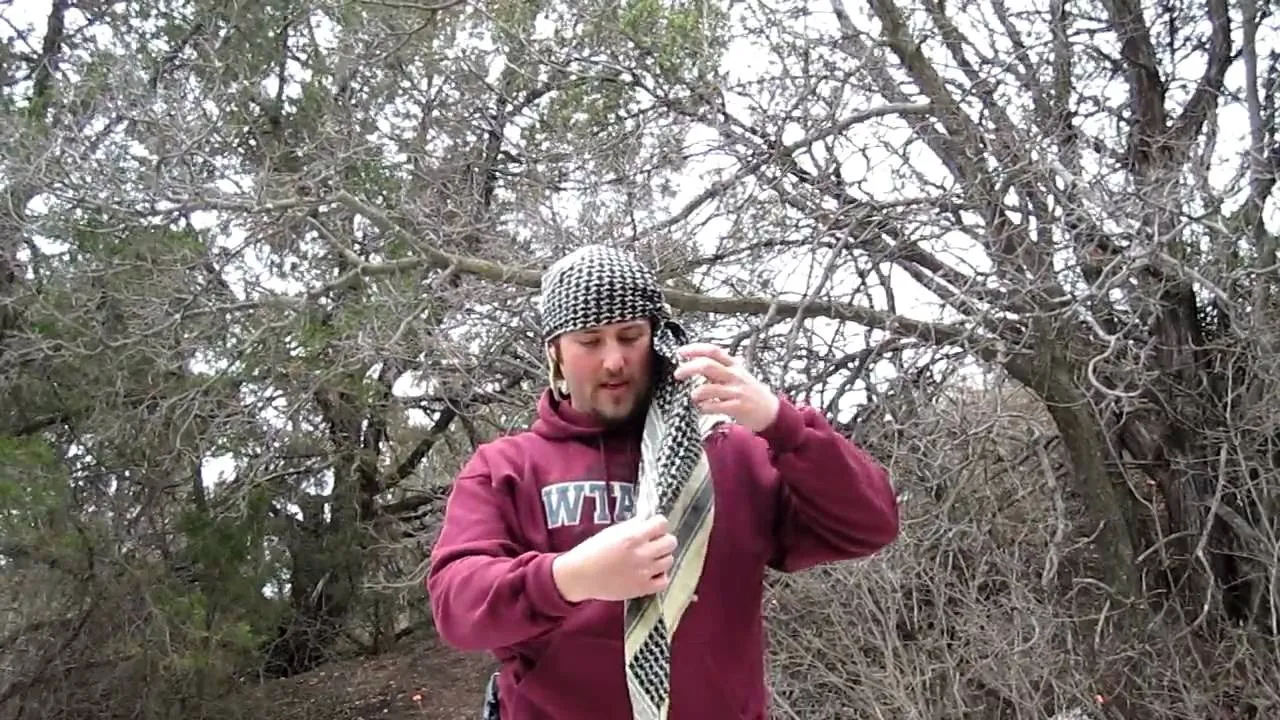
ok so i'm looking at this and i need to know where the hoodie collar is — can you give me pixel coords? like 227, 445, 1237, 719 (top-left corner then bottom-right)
531, 389, 646, 442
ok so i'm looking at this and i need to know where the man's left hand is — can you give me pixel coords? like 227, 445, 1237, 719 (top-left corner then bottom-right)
673, 343, 780, 433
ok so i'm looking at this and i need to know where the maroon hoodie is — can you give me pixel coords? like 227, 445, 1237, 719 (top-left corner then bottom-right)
426, 389, 898, 719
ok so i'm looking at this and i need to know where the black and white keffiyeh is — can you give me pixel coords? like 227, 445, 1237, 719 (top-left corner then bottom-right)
541, 244, 726, 720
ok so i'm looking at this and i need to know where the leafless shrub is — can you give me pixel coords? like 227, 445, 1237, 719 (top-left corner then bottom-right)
765, 372, 1280, 719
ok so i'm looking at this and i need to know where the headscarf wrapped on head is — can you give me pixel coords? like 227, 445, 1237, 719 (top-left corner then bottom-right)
540, 244, 690, 397
537, 244, 727, 720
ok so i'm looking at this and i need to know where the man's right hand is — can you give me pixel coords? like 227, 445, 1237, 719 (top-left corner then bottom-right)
552, 514, 678, 603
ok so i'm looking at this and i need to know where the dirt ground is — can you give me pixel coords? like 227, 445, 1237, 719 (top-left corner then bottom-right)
225, 631, 496, 720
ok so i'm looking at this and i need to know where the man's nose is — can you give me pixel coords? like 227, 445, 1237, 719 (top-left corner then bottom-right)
601, 345, 626, 372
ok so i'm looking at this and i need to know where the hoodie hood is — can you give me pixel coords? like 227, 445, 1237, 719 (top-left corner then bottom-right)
531, 388, 643, 491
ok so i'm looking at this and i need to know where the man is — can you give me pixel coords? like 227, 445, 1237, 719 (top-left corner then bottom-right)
426, 245, 899, 719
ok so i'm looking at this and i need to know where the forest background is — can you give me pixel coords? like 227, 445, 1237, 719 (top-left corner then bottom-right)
1, 0, 1278, 718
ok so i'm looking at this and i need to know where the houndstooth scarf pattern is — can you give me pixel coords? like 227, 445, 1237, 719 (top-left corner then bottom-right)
541, 245, 727, 720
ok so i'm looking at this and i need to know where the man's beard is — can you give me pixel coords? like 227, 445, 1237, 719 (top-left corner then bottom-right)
593, 382, 653, 428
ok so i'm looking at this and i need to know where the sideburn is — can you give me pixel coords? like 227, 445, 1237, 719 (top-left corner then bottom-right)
546, 341, 568, 400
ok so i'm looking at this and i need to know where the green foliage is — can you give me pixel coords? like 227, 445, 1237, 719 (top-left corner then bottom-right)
146, 580, 279, 696
157, 486, 284, 688
0, 433, 60, 479
177, 485, 274, 592
0, 435, 66, 539
616, 0, 727, 82
508, 0, 730, 192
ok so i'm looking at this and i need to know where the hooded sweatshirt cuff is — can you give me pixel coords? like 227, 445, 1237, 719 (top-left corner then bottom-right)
756, 394, 806, 454
527, 552, 582, 617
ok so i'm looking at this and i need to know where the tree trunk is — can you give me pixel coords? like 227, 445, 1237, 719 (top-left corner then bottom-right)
1007, 350, 1144, 612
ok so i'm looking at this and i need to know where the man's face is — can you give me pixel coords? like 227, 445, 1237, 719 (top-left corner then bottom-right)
553, 318, 654, 424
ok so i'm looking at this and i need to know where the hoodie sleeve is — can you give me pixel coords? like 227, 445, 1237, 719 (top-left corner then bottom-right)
426, 448, 579, 652
755, 395, 900, 572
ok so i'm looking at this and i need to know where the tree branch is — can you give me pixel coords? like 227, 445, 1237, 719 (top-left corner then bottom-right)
332, 191, 1009, 361
385, 404, 458, 489
1169, 0, 1232, 150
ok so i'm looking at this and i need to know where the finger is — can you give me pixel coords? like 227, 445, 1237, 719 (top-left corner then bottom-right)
645, 545, 675, 568
695, 396, 744, 415
647, 553, 675, 576
677, 343, 738, 366
690, 382, 743, 404
648, 572, 671, 593
638, 514, 670, 539
673, 356, 739, 384
640, 533, 677, 559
